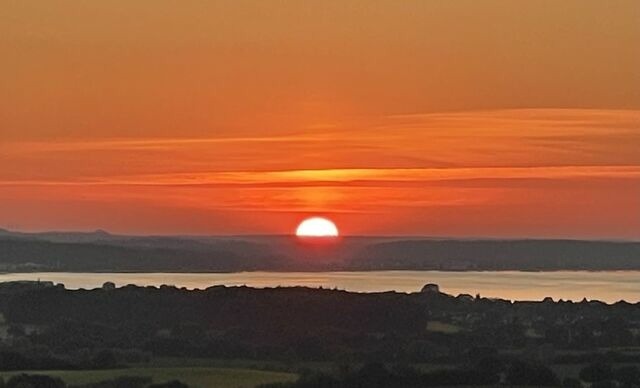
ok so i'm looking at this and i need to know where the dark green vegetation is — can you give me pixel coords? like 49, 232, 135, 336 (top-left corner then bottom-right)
2, 228, 640, 271
2, 282, 640, 386
261, 362, 640, 388
0, 374, 187, 388
0, 367, 295, 388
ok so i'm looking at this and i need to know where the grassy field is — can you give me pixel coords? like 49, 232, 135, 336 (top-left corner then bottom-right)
426, 320, 462, 334
0, 366, 297, 388
142, 357, 335, 374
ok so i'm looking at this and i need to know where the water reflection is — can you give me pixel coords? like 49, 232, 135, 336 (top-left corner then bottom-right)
0, 271, 638, 303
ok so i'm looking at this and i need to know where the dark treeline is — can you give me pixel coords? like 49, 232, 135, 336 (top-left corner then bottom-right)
2, 282, 640, 386
1, 282, 640, 366
0, 374, 188, 388
261, 361, 640, 388
260, 361, 556, 388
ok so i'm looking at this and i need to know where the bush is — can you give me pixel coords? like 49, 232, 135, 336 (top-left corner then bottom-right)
615, 365, 640, 386
90, 350, 118, 369
506, 360, 560, 387
562, 377, 581, 388
6, 374, 66, 388
579, 363, 614, 383
75, 376, 151, 388
148, 381, 190, 388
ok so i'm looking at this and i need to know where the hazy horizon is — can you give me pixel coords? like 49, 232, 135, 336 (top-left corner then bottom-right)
3, 226, 639, 242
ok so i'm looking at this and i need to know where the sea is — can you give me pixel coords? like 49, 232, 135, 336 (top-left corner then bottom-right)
1, 270, 639, 303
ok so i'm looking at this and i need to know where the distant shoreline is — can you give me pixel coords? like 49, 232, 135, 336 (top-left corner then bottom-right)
1, 270, 639, 303
4, 268, 640, 274
3, 230, 640, 272
4, 268, 640, 275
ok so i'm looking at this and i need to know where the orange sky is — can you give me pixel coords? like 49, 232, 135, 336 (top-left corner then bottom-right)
1, 1, 639, 237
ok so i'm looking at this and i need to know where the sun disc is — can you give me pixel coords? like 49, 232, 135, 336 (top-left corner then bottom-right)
296, 217, 339, 237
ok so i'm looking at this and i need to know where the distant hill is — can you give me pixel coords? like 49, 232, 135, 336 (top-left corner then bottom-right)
0, 229, 639, 272
0, 228, 114, 243
350, 239, 640, 271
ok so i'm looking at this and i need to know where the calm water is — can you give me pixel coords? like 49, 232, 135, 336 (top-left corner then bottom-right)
1, 271, 639, 303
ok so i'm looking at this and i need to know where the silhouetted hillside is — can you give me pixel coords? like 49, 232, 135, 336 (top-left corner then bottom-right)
0, 229, 639, 272
0, 238, 286, 272
1, 281, 640, 370
351, 239, 640, 271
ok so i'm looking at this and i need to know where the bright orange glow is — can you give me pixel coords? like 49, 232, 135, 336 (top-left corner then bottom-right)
296, 217, 339, 237
1, 2, 639, 238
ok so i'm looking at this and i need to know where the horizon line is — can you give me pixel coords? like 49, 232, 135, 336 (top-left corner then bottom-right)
1, 227, 638, 243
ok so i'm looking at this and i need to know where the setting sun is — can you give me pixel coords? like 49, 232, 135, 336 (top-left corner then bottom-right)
296, 217, 339, 237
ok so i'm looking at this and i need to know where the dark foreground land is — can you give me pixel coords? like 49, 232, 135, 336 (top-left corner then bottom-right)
1, 282, 640, 387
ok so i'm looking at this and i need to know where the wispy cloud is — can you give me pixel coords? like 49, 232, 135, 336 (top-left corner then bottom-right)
2, 166, 639, 187
3, 109, 639, 181
1, 109, 639, 236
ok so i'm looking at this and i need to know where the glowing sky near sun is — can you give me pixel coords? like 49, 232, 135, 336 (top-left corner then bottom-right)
1, 1, 639, 237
